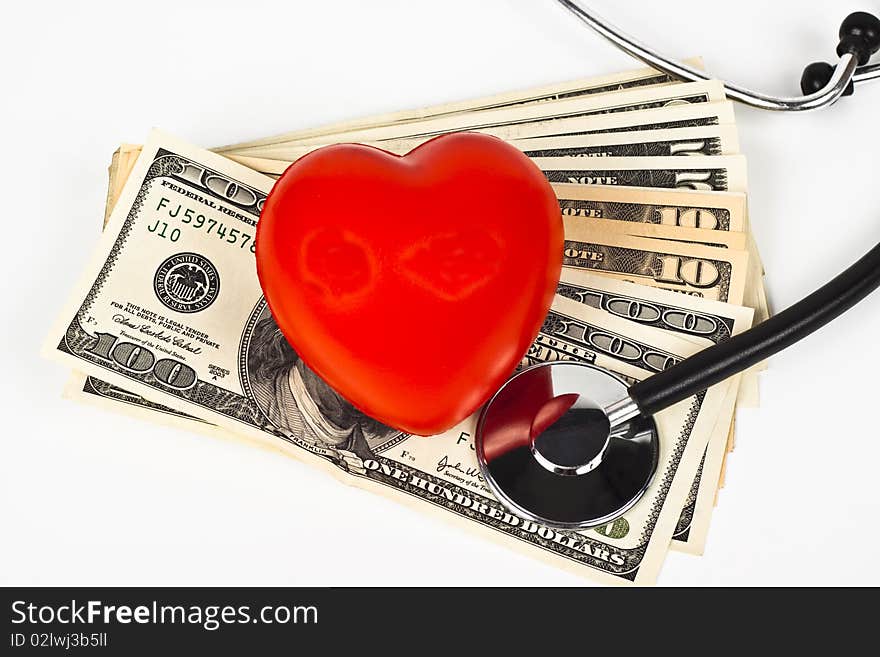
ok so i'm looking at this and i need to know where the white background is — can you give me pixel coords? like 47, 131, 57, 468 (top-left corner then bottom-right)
3, 0, 879, 587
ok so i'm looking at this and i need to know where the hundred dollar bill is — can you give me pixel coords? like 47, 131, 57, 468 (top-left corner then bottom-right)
550, 183, 747, 232
46, 131, 731, 584
533, 155, 747, 192
228, 101, 737, 163
229, 80, 726, 154
64, 278, 743, 556
217, 60, 702, 152
557, 270, 753, 554
77, 293, 726, 583
82, 151, 213, 429
64, 371, 227, 437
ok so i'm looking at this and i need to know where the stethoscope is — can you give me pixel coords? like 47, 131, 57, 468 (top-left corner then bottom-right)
474, 3, 880, 529
554, 1, 880, 111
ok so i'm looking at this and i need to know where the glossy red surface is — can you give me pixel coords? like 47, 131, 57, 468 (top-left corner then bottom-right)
256, 133, 562, 435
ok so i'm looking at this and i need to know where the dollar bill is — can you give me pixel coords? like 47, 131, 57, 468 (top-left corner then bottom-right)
569, 216, 747, 251
229, 124, 738, 166
75, 140, 201, 423
551, 183, 747, 232
46, 130, 733, 584
229, 80, 726, 154
96, 143, 758, 409
534, 155, 747, 192
168, 151, 758, 316
109, 105, 739, 188
104, 144, 141, 226
556, 270, 753, 553
65, 268, 743, 555
103, 150, 122, 224
216, 60, 702, 152
512, 101, 735, 139
560, 226, 750, 304
67, 268, 749, 558
511, 125, 739, 157
227, 101, 737, 163
97, 140, 761, 391
223, 152, 749, 193
64, 372, 220, 435
552, 183, 761, 308
72, 134, 750, 557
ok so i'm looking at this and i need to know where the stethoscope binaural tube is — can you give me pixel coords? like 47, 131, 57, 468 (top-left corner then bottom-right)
553, 0, 880, 112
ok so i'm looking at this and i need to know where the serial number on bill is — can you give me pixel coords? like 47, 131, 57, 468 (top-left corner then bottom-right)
9, 632, 109, 649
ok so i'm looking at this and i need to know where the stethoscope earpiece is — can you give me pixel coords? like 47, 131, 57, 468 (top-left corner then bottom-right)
836, 11, 880, 65
801, 12, 880, 97
801, 63, 853, 98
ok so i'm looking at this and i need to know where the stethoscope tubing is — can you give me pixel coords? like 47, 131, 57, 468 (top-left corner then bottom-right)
627, 241, 880, 416
554, 0, 875, 111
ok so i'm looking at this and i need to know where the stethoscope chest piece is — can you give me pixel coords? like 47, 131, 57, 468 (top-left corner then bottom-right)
476, 361, 659, 529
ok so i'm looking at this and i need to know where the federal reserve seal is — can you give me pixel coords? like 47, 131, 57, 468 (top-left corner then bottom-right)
153, 252, 220, 313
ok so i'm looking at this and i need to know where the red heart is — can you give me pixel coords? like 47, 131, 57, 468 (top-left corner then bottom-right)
256, 133, 562, 435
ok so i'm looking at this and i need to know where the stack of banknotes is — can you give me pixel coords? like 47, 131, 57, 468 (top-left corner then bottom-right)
44, 62, 768, 585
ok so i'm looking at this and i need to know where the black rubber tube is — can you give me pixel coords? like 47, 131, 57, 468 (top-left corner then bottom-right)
628, 241, 880, 416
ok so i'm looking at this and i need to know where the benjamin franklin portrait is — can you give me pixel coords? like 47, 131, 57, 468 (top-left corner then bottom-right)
246, 309, 401, 470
